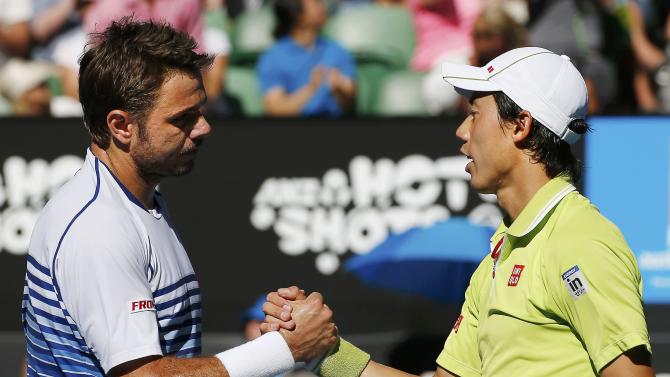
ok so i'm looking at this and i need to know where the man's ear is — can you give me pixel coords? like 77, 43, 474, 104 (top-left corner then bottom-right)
106, 110, 134, 146
511, 110, 533, 143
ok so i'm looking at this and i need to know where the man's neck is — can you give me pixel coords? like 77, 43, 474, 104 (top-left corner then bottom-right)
290, 27, 318, 48
495, 163, 552, 223
91, 143, 157, 209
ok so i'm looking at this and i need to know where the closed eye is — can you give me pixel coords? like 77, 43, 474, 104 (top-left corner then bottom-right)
169, 110, 201, 129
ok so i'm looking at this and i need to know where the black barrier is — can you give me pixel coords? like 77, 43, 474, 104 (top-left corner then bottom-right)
160, 117, 500, 334
2, 117, 669, 372
0, 117, 493, 335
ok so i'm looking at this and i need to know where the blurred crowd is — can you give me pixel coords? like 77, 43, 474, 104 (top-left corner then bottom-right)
0, 0, 669, 117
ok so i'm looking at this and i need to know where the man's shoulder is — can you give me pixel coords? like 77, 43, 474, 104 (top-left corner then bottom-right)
34, 165, 140, 250
260, 38, 295, 61
552, 192, 624, 242
544, 191, 636, 267
319, 38, 351, 55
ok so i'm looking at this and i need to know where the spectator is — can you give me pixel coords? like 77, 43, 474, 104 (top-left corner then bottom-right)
202, 0, 232, 117
30, 0, 90, 116
470, 5, 527, 67
0, 0, 31, 60
42, 0, 207, 115
30, 0, 81, 60
0, 0, 54, 116
0, 59, 53, 116
627, 0, 670, 113
527, 0, 618, 113
257, 0, 356, 117
408, 0, 482, 115
83, 0, 204, 49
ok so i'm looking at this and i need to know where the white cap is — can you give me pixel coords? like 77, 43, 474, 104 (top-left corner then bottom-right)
442, 47, 588, 144
0, 59, 53, 101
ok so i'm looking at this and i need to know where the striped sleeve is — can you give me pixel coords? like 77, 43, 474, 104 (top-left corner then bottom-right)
55, 211, 163, 373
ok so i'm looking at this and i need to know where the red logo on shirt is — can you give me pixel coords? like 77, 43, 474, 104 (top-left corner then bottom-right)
491, 237, 504, 260
508, 265, 525, 287
453, 314, 464, 333
129, 299, 155, 314
487, 65, 494, 73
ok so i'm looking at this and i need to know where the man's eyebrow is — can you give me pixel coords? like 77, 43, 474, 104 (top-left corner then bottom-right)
167, 97, 207, 119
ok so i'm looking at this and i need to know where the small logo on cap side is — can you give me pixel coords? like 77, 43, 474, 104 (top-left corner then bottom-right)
487, 66, 494, 73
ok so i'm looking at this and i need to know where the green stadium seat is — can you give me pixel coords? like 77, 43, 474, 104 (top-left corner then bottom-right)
224, 66, 264, 116
356, 63, 393, 115
372, 70, 429, 116
324, 5, 415, 69
0, 95, 12, 116
230, 8, 276, 66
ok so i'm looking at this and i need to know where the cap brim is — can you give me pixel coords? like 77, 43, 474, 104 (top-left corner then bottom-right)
441, 62, 500, 98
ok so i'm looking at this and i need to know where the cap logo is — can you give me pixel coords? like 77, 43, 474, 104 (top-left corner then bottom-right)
487, 65, 494, 73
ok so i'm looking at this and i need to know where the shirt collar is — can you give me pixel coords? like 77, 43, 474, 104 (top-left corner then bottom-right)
492, 175, 576, 240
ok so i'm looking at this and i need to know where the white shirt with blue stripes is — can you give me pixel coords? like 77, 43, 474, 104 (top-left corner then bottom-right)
22, 149, 202, 376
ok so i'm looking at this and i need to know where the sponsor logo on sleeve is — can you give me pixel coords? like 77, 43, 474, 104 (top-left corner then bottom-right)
453, 314, 464, 333
508, 264, 525, 287
129, 299, 156, 314
562, 265, 589, 299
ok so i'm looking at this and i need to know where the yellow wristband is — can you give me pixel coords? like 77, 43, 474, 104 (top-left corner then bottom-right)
316, 338, 371, 377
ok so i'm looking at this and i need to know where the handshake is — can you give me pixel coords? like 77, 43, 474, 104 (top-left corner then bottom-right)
259, 286, 338, 363
221, 287, 428, 377
218, 286, 372, 377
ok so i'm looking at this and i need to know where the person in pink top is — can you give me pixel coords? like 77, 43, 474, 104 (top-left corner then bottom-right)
83, 0, 204, 51
408, 0, 481, 115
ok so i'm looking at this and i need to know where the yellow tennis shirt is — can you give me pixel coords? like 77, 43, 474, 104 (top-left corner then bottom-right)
437, 176, 651, 377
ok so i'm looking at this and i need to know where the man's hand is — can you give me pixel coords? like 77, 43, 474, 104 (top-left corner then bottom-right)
262, 287, 337, 362
261, 286, 306, 332
327, 68, 353, 94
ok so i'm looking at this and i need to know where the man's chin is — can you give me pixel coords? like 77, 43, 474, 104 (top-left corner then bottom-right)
468, 179, 496, 195
171, 162, 196, 177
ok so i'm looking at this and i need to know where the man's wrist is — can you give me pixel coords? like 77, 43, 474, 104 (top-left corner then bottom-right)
215, 331, 295, 377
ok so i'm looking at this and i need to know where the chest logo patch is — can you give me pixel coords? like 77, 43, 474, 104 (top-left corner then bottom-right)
508, 264, 525, 286
129, 299, 156, 314
562, 265, 589, 299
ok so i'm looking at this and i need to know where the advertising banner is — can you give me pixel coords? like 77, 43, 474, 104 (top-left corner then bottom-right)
586, 116, 670, 303
0, 117, 495, 333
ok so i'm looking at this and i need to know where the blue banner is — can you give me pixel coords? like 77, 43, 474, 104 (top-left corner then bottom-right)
586, 117, 670, 303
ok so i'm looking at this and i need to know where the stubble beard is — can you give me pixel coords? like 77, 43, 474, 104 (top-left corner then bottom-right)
132, 134, 197, 184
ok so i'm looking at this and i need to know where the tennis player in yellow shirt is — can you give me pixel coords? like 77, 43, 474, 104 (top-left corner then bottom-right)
261, 47, 654, 377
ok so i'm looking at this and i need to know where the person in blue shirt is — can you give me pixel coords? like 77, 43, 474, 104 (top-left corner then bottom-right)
257, 0, 356, 116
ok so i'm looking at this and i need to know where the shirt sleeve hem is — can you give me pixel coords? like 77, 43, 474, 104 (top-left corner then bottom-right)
103, 345, 164, 373
594, 332, 651, 372
436, 352, 480, 377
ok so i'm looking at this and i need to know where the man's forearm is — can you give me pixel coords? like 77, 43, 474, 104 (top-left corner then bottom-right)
0, 23, 30, 57
30, 0, 77, 43
360, 361, 419, 377
359, 362, 459, 377
113, 332, 295, 377
264, 84, 318, 116
112, 355, 228, 377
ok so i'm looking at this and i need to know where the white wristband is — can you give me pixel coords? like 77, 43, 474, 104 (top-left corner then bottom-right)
216, 331, 295, 377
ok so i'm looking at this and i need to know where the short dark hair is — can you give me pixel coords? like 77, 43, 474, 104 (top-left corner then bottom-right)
79, 18, 213, 148
493, 91, 590, 183
273, 0, 303, 39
